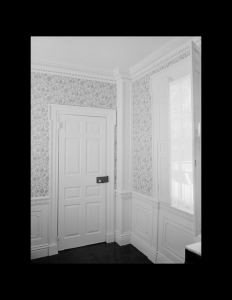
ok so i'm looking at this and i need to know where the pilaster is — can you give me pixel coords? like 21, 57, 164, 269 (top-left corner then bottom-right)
113, 68, 132, 245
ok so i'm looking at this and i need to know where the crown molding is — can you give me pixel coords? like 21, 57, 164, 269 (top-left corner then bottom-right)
130, 36, 201, 81
113, 67, 131, 82
31, 60, 116, 83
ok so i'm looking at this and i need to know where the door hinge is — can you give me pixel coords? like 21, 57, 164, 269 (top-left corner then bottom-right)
56, 236, 59, 243
158, 184, 159, 189
195, 159, 197, 166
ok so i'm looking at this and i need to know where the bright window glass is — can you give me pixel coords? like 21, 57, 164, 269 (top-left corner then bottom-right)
169, 74, 193, 212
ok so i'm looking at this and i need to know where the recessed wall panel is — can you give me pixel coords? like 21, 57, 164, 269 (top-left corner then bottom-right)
65, 138, 80, 174
136, 207, 148, 235
86, 203, 100, 233
31, 214, 40, 238
86, 139, 100, 174
64, 205, 80, 237
164, 218, 193, 259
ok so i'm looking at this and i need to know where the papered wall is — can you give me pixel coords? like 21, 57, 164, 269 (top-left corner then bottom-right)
132, 38, 201, 197
31, 72, 117, 198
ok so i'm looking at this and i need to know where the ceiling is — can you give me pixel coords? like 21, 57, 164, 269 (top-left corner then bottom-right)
31, 36, 182, 73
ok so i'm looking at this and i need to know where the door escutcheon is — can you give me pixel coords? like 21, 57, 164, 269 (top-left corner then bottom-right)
96, 176, 109, 183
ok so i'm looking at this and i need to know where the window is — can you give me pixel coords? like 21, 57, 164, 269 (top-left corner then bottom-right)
169, 74, 193, 213
151, 41, 201, 236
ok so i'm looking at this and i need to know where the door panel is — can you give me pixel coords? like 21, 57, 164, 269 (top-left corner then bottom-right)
58, 114, 106, 250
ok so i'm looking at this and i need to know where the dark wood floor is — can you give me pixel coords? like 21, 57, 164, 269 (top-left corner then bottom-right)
31, 242, 154, 264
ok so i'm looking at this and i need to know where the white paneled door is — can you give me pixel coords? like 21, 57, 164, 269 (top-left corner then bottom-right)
58, 114, 106, 251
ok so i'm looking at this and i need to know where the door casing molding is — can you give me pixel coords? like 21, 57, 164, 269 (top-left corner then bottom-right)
48, 104, 116, 255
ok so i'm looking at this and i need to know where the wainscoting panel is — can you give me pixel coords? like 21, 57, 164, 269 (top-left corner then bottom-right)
123, 198, 131, 234
157, 209, 201, 263
31, 198, 49, 259
132, 196, 153, 247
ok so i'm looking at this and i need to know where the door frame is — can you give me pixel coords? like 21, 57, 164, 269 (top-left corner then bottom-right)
48, 104, 116, 255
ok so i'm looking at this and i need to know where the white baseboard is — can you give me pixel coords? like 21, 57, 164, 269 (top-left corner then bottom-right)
106, 233, 115, 243
131, 234, 157, 264
156, 252, 172, 264
31, 244, 49, 260
49, 243, 58, 256
115, 231, 131, 246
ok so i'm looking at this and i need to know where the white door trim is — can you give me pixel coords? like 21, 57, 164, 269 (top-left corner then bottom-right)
48, 104, 116, 255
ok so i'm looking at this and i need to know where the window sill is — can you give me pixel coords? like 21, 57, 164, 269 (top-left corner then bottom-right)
171, 204, 193, 215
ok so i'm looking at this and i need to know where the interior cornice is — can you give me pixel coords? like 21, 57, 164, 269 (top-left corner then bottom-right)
31, 37, 201, 83
113, 67, 132, 82
31, 59, 116, 83
130, 36, 201, 81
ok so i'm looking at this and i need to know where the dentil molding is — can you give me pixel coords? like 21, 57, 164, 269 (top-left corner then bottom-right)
31, 60, 115, 83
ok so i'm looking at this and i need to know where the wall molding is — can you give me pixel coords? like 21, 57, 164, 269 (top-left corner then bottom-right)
31, 243, 49, 260
31, 60, 115, 83
156, 252, 172, 264
115, 230, 131, 246
159, 202, 194, 221
106, 233, 115, 243
130, 36, 201, 81
31, 196, 50, 205
162, 217, 192, 262
132, 191, 159, 208
132, 192, 193, 221
115, 190, 132, 200
113, 67, 132, 82
131, 233, 157, 264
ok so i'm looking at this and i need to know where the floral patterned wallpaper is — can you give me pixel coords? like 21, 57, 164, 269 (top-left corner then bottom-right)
132, 74, 153, 196
132, 39, 201, 196
31, 72, 117, 198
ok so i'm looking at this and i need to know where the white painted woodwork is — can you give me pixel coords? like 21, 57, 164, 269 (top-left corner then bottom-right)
113, 68, 132, 246
151, 56, 200, 216
31, 202, 49, 259
49, 104, 116, 255
58, 114, 106, 250
130, 41, 201, 263
31, 60, 115, 83
132, 197, 153, 247
114, 68, 132, 191
115, 191, 132, 245
130, 37, 201, 81
131, 191, 201, 263
190, 41, 201, 237
31, 38, 201, 262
